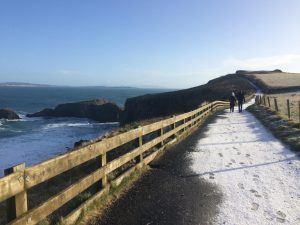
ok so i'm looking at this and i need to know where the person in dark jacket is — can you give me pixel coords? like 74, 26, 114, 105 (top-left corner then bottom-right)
236, 90, 246, 112
229, 94, 236, 113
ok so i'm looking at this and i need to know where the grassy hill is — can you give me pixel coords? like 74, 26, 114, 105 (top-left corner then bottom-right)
237, 70, 300, 93
121, 73, 256, 125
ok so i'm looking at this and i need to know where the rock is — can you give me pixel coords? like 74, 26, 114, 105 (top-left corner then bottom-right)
27, 99, 122, 122
0, 108, 20, 119
74, 139, 90, 148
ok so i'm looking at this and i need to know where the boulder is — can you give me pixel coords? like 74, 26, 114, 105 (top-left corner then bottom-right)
0, 108, 20, 119
27, 99, 122, 122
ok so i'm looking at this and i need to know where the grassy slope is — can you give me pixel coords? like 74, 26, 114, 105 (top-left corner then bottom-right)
239, 70, 300, 93
121, 74, 256, 125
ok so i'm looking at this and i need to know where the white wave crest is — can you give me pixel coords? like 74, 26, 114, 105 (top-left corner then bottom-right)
44, 122, 93, 129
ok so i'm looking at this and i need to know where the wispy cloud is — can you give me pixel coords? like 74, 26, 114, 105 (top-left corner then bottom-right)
223, 54, 300, 69
59, 70, 81, 75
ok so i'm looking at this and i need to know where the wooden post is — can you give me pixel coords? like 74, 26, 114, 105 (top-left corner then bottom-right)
101, 153, 107, 187
160, 125, 164, 146
259, 95, 262, 104
172, 115, 177, 139
267, 97, 271, 108
274, 98, 279, 112
138, 129, 143, 162
263, 96, 266, 106
287, 99, 291, 119
183, 118, 186, 132
4, 163, 27, 222
298, 101, 300, 123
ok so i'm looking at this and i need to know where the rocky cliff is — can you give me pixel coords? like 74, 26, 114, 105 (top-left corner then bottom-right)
120, 74, 256, 125
27, 99, 122, 122
0, 109, 20, 119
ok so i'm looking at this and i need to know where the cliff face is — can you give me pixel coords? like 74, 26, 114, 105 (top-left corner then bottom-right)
27, 99, 122, 122
121, 74, 256, 125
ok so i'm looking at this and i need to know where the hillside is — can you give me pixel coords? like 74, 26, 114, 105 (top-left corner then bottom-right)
120, 73, 256, 125
236, 70, 300, 93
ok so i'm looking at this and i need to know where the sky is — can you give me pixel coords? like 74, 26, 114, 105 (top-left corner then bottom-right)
0, 0, 300, 89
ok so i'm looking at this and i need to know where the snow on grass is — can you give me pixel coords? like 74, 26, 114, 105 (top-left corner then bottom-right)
189, 100, 300, 225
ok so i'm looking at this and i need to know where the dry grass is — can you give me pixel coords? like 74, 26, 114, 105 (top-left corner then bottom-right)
249, 72, 300, 88
264, 92, 300, 123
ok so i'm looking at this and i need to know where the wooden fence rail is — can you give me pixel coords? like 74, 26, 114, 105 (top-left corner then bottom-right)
0, 101, 229, 225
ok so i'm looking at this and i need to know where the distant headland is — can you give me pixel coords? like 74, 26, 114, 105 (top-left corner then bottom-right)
0, 82, 54, 87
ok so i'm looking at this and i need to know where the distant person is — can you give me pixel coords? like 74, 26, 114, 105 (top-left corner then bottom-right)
229, 93, 236, 113
232, 90, 235, 97
236, 90, 246, 112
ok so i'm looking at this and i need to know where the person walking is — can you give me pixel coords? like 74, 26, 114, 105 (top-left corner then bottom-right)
236, 90, 246, 112
229, 93, 236, 113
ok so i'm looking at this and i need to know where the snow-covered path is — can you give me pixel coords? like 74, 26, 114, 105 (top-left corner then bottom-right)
189, 101, 300, 225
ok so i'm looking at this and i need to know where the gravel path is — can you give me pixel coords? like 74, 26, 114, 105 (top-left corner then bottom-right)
189, 100, 300, 225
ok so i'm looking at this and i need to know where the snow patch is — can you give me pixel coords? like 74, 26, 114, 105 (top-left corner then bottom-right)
189, 101, 300, 225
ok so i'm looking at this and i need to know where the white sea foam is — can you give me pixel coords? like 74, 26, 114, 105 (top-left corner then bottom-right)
43, 122, 92, 129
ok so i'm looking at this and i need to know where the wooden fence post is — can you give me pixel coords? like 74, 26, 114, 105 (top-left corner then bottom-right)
173, 115, 178, 139
4, 163, 27, 222
160, 124, 164, 146
259, 95, 262, 104
287, 99, 291, 119
138, 127, 143, 163
263, 96, 266, 106
101, 152, 107, 187
267, 97, 271, 108
274, 98, 279, 112
298, 101, 300, 123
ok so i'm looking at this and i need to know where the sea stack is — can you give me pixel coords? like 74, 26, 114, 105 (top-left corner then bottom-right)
27, 99, 122, 123
0, 108, 20, 119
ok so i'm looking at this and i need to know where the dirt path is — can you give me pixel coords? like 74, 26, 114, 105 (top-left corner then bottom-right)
89, 115, 223, 225
188, 100, 300, 224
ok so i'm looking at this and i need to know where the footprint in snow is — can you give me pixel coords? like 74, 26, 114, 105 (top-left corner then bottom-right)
276, 217, 285, 223
238, 183, 244, 189
209, 173, 215, 179
246, 154, 251, 157
253, 174, 259, 178
264, 211, 274, 221
263, 192, 269, 200
231, 159, 236, 163
218, 153, 223, 157
277, 211, 286, 219
237, 152, 241, 155
251, 202, 259, 211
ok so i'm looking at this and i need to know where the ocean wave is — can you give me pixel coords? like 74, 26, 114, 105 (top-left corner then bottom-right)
44, 122, 93, 129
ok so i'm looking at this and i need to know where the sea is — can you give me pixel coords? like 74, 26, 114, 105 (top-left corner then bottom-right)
0, 86, 171, 176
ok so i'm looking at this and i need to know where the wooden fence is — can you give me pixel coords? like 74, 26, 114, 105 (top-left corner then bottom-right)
0, 101, 229, 225
256, 95, 300, 123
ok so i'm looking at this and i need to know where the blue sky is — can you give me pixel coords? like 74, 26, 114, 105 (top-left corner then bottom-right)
0, 0, 300, 88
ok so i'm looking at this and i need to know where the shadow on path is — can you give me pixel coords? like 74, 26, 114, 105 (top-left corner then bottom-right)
181, 155, 298, 178
90, 113, 224, 225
